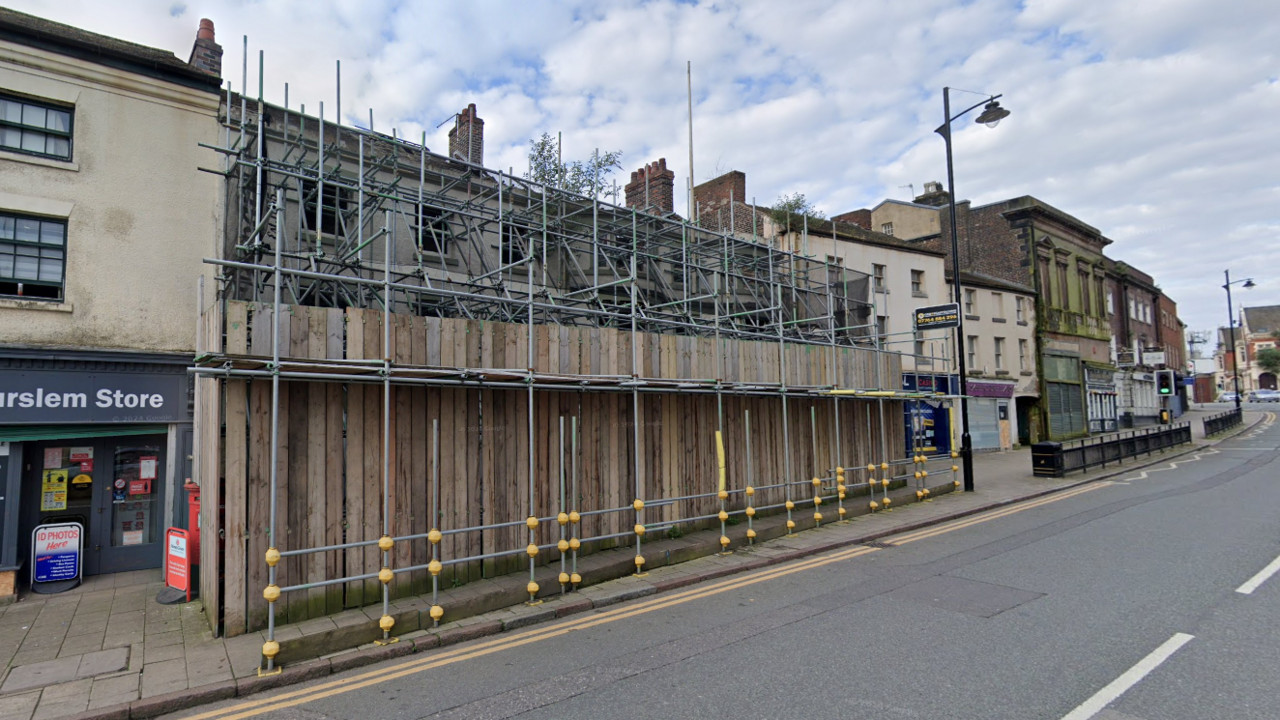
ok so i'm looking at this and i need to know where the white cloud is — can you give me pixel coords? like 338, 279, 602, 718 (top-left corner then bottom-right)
6, 0, 1278, 334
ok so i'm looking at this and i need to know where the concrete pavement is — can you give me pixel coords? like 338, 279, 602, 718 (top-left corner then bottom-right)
0, 406, 1261, 720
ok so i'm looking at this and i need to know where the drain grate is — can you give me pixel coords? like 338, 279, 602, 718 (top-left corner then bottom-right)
861, 539, 895, 548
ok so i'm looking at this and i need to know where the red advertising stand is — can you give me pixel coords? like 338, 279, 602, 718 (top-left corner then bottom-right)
164, 528, 191, 602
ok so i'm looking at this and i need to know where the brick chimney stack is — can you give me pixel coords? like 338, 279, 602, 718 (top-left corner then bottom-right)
448, 104, 484, 166
624, 158, 675, 214
187, 18, 222, 77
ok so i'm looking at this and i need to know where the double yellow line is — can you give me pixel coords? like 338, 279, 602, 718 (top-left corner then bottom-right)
194, 478, 1116, 719
189, 544, 881, 720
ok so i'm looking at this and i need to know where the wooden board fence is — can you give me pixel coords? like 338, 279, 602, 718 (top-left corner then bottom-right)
200, 301, 905, 635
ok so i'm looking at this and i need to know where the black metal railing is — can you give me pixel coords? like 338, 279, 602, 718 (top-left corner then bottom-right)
1203, 409, 1243, 436
1032, 423, 1192, 478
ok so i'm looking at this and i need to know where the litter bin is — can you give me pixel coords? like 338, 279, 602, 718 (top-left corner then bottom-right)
1031, 441, 1064, 477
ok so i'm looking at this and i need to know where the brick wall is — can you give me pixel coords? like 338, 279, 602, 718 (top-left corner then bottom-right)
935, 198, 1035, 288
448, 104, 484, 165
832, 209, 871, 228
624, 158, 675, 214
187, 18, 222, 77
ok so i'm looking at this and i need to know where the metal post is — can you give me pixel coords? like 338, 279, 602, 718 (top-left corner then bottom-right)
941, 86, 975, 492
262, 187, 284, 674
1225, 270, 1243, 413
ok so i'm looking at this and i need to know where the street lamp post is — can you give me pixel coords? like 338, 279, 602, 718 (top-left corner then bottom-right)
936, 87, 1009, 493
1223, 270, 1255, 412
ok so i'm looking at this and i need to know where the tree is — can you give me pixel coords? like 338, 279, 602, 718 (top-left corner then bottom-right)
770, 192, 825, 235
524, 133, 622, 201
1256, 347, 1280, 376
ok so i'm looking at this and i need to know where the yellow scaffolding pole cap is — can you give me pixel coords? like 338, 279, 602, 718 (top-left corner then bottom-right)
527, 581, 540, 595
837, 483, 846, 492
813, 512, 823, 522
952, 465, 959, 472
559, 572, 570, 585
379, 615, 395, 632
837, 507, 846, 516
785, 500, 795, 510
883, 497, 892, 506
378, 536, 394, 552
922, 470, 928, 478
428, 529, 443, 544
429, 605, 444, 621
265, 547, 280, 567
838, 491, 846, 500
836, 466, 845, 475
867, 464, 876, 472
569, 537, 581, 550
812, 477, 821, 487
719, 535, 731, 547
262, 640, 279, 659
745, 506, 756, 517
786, 519, 796, 529
263, 584, 280, 603
428, 559, 442, 576
557, 512, 569, 526
813, 496, 822, 506
718, 510, 729, 521
634, 555, 646, 568
746, 528, 757, 539
632, 499, 645, 511
526, 516, 539, 529
378, 567, 393, 584
718, 489, 728, 500
568, 511, 581, 524
570, 573, 582, 585
745, 486, 755, 496
880, 462, 889, 470
557, 539, 569, 553
869, 501, 880, 511
526, 543, 539, 558
634, 524, 646, 537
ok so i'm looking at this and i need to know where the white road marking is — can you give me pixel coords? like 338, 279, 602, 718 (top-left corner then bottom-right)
1236, 553, 1280, 595
1060, 633, 1195, 720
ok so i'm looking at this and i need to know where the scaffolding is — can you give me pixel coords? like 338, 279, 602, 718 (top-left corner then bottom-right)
190, 51, 958, 671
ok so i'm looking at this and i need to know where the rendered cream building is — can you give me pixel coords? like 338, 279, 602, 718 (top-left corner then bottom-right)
0, 8, 223, 598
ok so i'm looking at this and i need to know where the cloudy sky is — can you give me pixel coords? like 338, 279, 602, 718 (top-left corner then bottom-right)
11, 0, 1278, 342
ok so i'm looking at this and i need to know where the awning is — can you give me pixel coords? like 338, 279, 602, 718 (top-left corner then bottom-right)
0, 424, 169, 443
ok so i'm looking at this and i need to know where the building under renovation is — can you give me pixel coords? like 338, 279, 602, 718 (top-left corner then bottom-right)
189, 59, 955, 665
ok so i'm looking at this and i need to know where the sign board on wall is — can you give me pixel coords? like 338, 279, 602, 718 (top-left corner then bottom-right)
1143, 351, 1166, 366
0, 370, 188, 424
32, 522, 82, 588
914, 303, 961, 331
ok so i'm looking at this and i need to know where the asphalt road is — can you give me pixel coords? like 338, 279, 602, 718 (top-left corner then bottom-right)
172, 414, 1280, 720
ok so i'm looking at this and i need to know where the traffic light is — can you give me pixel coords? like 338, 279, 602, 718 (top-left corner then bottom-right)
1156, 370, 1175, 396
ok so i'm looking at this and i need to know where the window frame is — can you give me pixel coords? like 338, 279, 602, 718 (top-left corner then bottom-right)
1019, 339, 1029, 371
994, 336, 1005, 369
880, 222, 894, 236
872, 263, 887, 292
964, 288, 976, 315
910, 269, 925, 296
0, 93, 74, 162
0, 211, 68, 301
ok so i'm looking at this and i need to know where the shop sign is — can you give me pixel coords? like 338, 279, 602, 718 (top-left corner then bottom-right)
967, 381, 1016, 399
32, 522, 82, 585
0, 370, 188, 424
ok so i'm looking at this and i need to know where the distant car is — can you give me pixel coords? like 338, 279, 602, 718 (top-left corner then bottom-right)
1217, 392, 1239, 403
1247, 389, 1280, 403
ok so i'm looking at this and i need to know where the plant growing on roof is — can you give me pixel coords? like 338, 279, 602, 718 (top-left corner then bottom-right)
770, 192, 826, 236
524, 132, 622, 201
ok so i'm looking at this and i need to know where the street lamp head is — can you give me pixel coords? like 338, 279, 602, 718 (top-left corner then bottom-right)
1243, 279, 1256, 289
975, 100, 1010, 128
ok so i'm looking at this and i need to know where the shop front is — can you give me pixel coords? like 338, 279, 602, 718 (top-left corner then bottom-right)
0, 351, 191, 596
1085, 364, 1119, 433
966, 380, 1016, 451
902, 373, 955, 456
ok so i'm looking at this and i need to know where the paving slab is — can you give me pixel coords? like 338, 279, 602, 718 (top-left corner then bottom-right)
73, 648, 129, 680
1, 656, 80, 693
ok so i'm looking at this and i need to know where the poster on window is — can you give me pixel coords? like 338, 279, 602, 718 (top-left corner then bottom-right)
44, 448, 63, 469
114, 501, 151, 547
69, 447, 93, 461
139, 456, 158, 481
41, 469, 68, 511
